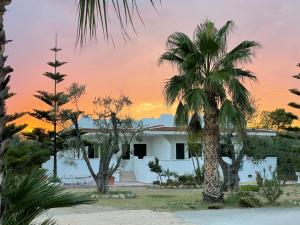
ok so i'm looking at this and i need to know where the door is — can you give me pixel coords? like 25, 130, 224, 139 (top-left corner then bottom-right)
134, 144, 147, 159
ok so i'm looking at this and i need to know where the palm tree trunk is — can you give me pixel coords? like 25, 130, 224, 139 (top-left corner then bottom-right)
203, 105, 223, 202
0, 1, 12, 222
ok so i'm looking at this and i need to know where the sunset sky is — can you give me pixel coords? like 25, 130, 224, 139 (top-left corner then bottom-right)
5, 0, 300, 129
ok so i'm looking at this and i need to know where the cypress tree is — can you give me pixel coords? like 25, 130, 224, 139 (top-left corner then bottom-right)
30, 36, 69, 178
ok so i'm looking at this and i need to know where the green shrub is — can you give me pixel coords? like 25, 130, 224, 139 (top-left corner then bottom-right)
240, 185, 260, 192
261, 170, 283, 204
153, 180, 160, 185
239, 192, 261, 208
226, 191, 261, 208
5, 138, 50, 174
194, 167, 204, 185
178, 174, 195, 183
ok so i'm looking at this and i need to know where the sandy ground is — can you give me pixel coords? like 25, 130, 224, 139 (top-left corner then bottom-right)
37, 205, 193, 225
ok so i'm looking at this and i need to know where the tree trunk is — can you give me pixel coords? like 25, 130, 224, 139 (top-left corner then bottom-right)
53, 127, 57, 178
95, 175, 109, 194
203, 105, 223, 202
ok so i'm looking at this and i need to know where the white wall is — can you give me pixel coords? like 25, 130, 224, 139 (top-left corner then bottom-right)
43, 156, 277, 184
165, 135, 188, 159
43, 156, 120, 184
148, 136, 172, 160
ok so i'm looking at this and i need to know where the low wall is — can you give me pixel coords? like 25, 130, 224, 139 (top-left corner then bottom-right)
42, 156, 277, 184
42, 157, 120, 184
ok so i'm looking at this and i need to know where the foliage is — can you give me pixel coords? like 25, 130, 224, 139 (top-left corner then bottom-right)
258, 109, 298, 132
178, 174, 196, 185
194, 167, 204, 185
67, 82, 86, 111
288, 63, 300, 110
148, 157, 164, 184
76, 0, 158, 44
162, 169, 178, 183
238, 192, 262, 208
240, 185, 260, 192
226, 191, 261, 208
4, 138, 50, 175
261, 170, 283, 204
2, 169, 94, 225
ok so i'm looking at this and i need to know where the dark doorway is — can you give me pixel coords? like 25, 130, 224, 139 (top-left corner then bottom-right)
176, 143, 185, 159
122, 144, 130, 160
88, 144, 95, 158
134, 144, 147, 159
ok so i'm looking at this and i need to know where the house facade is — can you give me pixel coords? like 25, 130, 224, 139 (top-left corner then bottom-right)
43, 126, 277, 185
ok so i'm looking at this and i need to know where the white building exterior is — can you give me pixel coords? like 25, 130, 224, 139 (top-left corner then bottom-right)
43, 126, 277, 185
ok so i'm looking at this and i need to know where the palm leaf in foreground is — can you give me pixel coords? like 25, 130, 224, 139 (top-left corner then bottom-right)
2, 170, 94, 225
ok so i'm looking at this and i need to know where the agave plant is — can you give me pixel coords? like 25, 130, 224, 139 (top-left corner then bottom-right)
2, 169, 94, 225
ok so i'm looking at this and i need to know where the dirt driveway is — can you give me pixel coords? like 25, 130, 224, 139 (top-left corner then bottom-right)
38, 205, 192, 225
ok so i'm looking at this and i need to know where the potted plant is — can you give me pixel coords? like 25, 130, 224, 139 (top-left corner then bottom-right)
109, 176, 115, 185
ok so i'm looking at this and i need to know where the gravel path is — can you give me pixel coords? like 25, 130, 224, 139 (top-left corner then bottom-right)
176, 208, 300, 225
37, 205, 193, 225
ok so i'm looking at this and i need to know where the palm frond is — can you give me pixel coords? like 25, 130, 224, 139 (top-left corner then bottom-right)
76, 0, 159, 46
227, 78, 253, 113
221, 40, 261, 66
184, 87, 208, 112
174, 101, 188, 127
2, 169, 94, 225
163, 75, 186, 105
219, 99, 246, 133
194, 20, 220, 56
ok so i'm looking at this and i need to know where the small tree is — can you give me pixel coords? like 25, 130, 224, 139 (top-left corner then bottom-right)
261, 170, 283, 204
148, 157, 164, 184
64, 91, 143, 193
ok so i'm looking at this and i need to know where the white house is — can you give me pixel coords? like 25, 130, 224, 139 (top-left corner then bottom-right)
43, 122, 277, 185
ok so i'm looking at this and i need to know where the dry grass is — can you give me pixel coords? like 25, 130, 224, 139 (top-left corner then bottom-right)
67, 184, 300, 211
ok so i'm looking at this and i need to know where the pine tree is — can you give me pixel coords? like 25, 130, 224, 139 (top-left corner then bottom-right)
30, 36, 69, 178
289, 63, 300, 110
0, 1, 28, 221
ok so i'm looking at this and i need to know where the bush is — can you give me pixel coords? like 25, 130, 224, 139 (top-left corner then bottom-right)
194, 167, 204, 185
226, 191, 261, 208
5, 138, 50, 174
162, 169, 178, 181
153, 180, 160, 185
178, 174, 195, 183
240, 185, 260, 192
261, 171, 283, 204
239, 192, 261, 208
256, 172, 263, 187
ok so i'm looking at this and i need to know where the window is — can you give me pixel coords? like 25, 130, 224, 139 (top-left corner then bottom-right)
88, 144, 100, 158
176, 143, 185, 159
134, 144, 147, 159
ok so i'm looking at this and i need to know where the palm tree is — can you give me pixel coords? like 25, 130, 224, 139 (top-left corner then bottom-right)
159, 20, 260, 202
